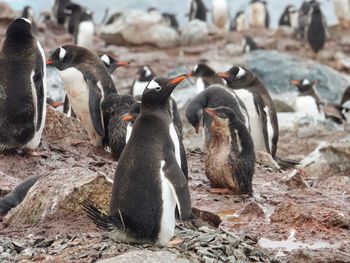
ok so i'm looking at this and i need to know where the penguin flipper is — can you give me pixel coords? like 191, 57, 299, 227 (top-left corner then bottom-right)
87, 79, 105, 137
254, 98, 271, 154
163, 158, 191, 221
33, 68, 44, 131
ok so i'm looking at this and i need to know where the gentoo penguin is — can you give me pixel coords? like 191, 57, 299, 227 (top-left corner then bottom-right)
188, 63, 224, 94
0, 175, 42, 217
21, 6, 36, 25
279, 5, 299, 30
211, 0, 230, 30
332, 0, 350, 27
241, 36, 258, 53
162, 13, 179, 29
297, 0, 314, 40
132, 65, 156, 97
52, 0, 71, 25
249, 0, 270, 28
306, 2, 326, 53
0, 18, 47, 154
231, 11, 246, 32
102, 94, 136, 160
188, 0, 207, 22
291, 79, 322, 117
204, 107, 255, 195
100, 54, 129, 76
83, 75, 191, 245
47, 45, 117, 146
217, 66, 278, 157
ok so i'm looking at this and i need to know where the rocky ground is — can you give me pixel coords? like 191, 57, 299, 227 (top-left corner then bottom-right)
0, 4, 350, 263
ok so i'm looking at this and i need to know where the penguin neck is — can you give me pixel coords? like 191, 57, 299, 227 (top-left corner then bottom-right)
141, 103, 171, 122
299, 88, 321, 104
3, 35, 34, 52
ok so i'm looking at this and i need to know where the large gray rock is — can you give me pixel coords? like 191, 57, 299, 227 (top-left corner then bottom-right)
246, 50, 350, 102
47, 66, 65, 102
97, 251, 191, 263
180, 20, 209, 46
100, 9, 180, 48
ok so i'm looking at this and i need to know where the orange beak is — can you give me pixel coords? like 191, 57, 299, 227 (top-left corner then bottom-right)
187, 72, 193, 77
116, 61, 130, 67
216, 72, 229, 79
169, 75, 186, 85
46, 58, 53, 65
122, 114, 134, 122
290, 80, 301, 86
204, 107, 217, 116
48, 101, 64, 108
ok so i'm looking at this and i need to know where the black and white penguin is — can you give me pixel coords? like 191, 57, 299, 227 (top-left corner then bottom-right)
204, 106, 255, 195
241, 36, 258, 53
306, 1, 326, 53
211, 0, 230, 30
100, 54, 129, 76
341, 86, 350, 121
332, 0, 350, 27
188, 0, 207, 22
162, 13, 179, 29
217, 66, 278, 157
0, 18, 47, 154
297, 0, 314, 40
83, 75, 191, 245
188, 63, 224, 94
52, 0, 71, 25
231, 10, 246, 32
249, 0, 270, 28
21, 6, 37, 30
279, 5, 299, 29
0, 175, 42, 217
132, 65, 156, 97
47, 45, 117, 146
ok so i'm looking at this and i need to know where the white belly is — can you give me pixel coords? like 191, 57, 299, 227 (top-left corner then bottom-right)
235, 14, 246, 32
196, 78, 205, 94
212, 0, 229, 29
294, 96, 321, 118
290, 12, 299, 30
77, 21, 94, 49
59, 68, 102, 146
250, 2, 266, 27
133, 80, 148, 97
125, 123, 133, 143
169, 123, 181, 168
158, 160, 176, 245
332, 0, 350, 22
234, 89, 267, 153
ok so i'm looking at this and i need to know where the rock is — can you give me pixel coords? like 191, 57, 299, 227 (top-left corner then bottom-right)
47, 66, 65, 102
240, 201, 265, 218
97, 250, 191, 263
256, 151, 280, 172
246, 50, 350, 101
180, 20, 209, 46
0, 2, 16, 19
325, 212, 350, 229
281, 170, 309, 189
4, 169, 112, 225
0, 172, 21, 198
335, 52, 350, 69
100, 9, 179, 48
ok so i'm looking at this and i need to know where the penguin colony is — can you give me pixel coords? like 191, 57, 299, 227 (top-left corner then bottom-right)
1, 0, 350, 247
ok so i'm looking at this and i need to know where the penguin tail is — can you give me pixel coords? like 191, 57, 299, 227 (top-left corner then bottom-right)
82, 200, 121, 231
275, 156, 300, 170
178, 207, 221, 230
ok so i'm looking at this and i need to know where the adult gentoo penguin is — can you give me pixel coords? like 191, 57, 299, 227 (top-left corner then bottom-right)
306, 2, 326, 53
279, 5, 299, 29
52, 0, 71, 25
204, 107, 255, 195
0, 18, 47, 154
241, 36, 258, 53
47, 45, 117, 146
188, 63, 224, 93
332, 0, 350, 28
249, 0, 270, 28
83, 75, 191, 245
188, 0, 207, 22
132, 65, 155, 97
100, 54, 129, 75
231, 11, 246, 32
211, 0, 229, 30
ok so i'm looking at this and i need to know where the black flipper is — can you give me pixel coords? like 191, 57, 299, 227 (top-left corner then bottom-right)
86, 79, 105, 137
33, 64, 44, 131
254, 97, 271, 154
163, 157, 191, 221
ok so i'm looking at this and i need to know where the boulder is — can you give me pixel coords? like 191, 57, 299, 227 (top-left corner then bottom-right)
180, 20, 209, 46
100, 9, 179, 48
97, 251, 191, 263
47, 66, 65, 102
4, 169, 112, 225
281, 169, 309, 189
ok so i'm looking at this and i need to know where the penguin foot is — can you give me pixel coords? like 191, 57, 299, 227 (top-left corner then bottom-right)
24, 149, 45, 157
209, 188, 233, 195
167, 237, 183, 247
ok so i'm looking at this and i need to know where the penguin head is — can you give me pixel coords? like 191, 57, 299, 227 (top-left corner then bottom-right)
22, 6, 35, 20
291, 79, 317, 93
122, 101, 141, 123
204, 106, 236, 133
141, 75, 186, 107
6, 18, 33, 40
189, 63, 216, 78
138, 66, 155, 82
100, 54, 129, 73
217, 66, 254, 87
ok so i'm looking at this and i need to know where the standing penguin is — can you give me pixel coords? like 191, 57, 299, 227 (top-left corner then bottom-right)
332, 0, 350, 28
52, 0, 71, 25
279, 5, 299, 30
188, 63, 224, 94
297, 0, 314, 40
83, 75, 191, 245
241, 36, 258, 53
0, 18, 47, 154
47, 45, 117, 146
249, 0, 270, 28
204, 107, 255, 195
306, 2, 326, 53
132, 65, 156, 97
188, 0, 207, 22
231, 11, 246, 32
211, 0, 230, 30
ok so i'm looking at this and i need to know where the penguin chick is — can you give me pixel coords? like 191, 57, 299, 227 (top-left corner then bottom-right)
306, 2, 326, 53
83, 75, 191, 245
132, 65, 156, 97
0, 18, 47, 152
188, 63, 224, 94
204, 106, 255, 195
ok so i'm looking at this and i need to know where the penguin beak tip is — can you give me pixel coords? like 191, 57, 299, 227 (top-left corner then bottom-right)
46, 59, 53, 65
169, 75, 186, 85
204, 107, 217, 116
122, 114, 134, 122
216, 72, 229, 79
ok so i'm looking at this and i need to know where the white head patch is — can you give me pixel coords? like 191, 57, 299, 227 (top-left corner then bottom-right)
20, 17, 31, 24
146, 79, 160, 90
101, 54, 110, 65
193, 64, 198, 73
59, 47, 67, 60
302, 79, 311, 86
144, 66, 152, 78
236, 66, 246, 78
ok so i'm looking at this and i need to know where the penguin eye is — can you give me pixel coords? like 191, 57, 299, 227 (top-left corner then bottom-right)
155, 87, 162, 92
